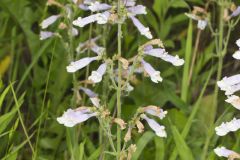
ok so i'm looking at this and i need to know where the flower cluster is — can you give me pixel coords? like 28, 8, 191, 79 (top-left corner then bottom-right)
215, 39, 240, 158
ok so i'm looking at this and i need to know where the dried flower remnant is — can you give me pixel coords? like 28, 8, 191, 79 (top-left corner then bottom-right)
140, 114, 167, 137
225, 95, 240, 110
124, 127, 132, 142
135, 120, 144, 133
214, 147, 240, 159
57, 108, 97, 127
215, 118, 240, 136
113, 118, 127, 130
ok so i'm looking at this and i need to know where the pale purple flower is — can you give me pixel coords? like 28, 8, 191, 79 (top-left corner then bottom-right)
40, 31, 54, 40
127, 5, 147, 16
214, 147, 237, 158
96, 11, 110, 24
197, 20, 207, 30
225, 95, 240, 110
73, 14, 98, 27
76, 36, 101, 54
141, 59, 162, 83
88, 63, 107, 83
122, 0, 136, 7
217, 74, 240, 95
72, 27, 79, 36
144, 46, 184, 66
145, 108, 168, 120
66, 56, 98, 73
130, 16, 152, 39
231, 6, 240, 17
215, 118, 240, 136
57, 108, 97, 127
91, 44, 105, 55
89, 1, 112, 12
41, 15, 61, 29
80, 87, 98, 98
141, 114, 167, 137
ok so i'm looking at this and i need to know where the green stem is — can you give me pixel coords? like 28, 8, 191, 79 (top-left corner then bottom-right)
117, 0, 122, 159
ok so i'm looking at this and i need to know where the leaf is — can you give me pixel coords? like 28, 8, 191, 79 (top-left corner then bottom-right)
132, 131, 155, 160
0, 85, 11, 110
0, 55, 11, 76
87, 146, 102, 160
171, 126, 194, 160
154, 137, 165, 160
170, 0, 189, 8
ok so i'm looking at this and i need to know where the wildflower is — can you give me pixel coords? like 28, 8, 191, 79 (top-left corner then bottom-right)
141, 59, 162, 83
88, 1, 112, 12
88, 63, 107, 83
125, 83, 134, 92
217, 75, 240, 95
230, 6, 240, 17
143, 105, 167, 120
91, 44, 105, 55
197, 20, 207, 30
214, 147, 240, 159
41, 15, 61, 29
127, 5, 147, 16
40, 31, 54, 40
66, 56, 98, 73
144, 45, 184, 66
233, 50, 240, 60
80, 87, 100, 107
57, 108, 97, 127
215, 118, 240, 136
225, 95, 240, 110
122, 0, 136, 7
141, 114, 167, 137
72, 27, 79, 36
130, 16, 152, 39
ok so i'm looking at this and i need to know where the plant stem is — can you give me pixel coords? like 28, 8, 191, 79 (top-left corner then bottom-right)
117, 0, 122, 159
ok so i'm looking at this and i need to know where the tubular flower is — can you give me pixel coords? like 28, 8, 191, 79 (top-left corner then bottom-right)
130, 16, 152, 39
57, 108, 97, 127
66, 56, 98, 73
127, 5, 147, 16
80, 87, 100, 107
41, 15, 61, 29
144, 45, 184, 66
230, 6, 240, 17
143, 105, 167, 120
217, 74, 240, 95
141, 114, 167, 137
215, 118, 240, 136
233, 39, 240, 60
88, 63, 107, 83
214, 147, 240, 159
88, 1, 112, 12
225, 95, 240, 110
197, 20, 208, 30
40, 31, 54, 40
141, 59, 162, 83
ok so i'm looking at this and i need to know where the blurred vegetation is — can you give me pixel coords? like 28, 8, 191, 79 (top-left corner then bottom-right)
0, 0, 240, 159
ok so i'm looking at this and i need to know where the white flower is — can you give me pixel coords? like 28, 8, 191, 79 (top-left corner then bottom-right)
40, 31, 54, 40
89, 1, 111, 12
127, 5, 147, 16
57, 108, 97, 127
91, 44, 105, 55
125, 83, 134, 92
217, 75, 240, 95
72, 27, 79, 36
41, 15, 60, 29
141, 59, 162, 83
215, 118, 240, 136
233, 50, 240, 60
89, 97, 100, 107
88, 63, 107, 83
130, 16, 152, 39
236, 39, 240, 48
225, 95, 240, 110
141, 114, 167, 137
144, 46, 184, 66
122, 0, 136, 7
80, 87, 98, 98
66, 56, 98, 73
73, 14, 98, 27
197, 20, 207, 30
214, 147, 238, 158
96, 11, 110, 24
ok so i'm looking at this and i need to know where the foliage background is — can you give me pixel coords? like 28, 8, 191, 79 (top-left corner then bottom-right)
0, 0, 240, 159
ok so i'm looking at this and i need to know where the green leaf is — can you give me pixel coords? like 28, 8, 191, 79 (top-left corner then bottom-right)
88, 146, 102, 160
0, 85, 10, 110
170, 0, 189, 8
132, 131, 155, 160
171, 126, 194, 160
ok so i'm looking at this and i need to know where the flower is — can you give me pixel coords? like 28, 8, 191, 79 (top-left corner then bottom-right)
225, 95, 240, 110
130, 16, 152, 39
66, 56, 98, 73
230, 6, 240, 17
141, 114, 167, 137
40, 31, 54, 40
80, 87, 100, 107
215, 118, 240, 136
88, 63, 107, 83
57, 108, 97, 127
217, 75, 240, 95
233, 50, 240, 60
141, 59, 162, 83
127, 5, 147, 16
41, 15, 61, 29
122, 0, 136, 7
89, 1, 112, 12
143, 105, 167, 120
214, 147, 240, 158
236, 39, 240, 47
197, 20, 207, 30
144, 45, 184, 66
